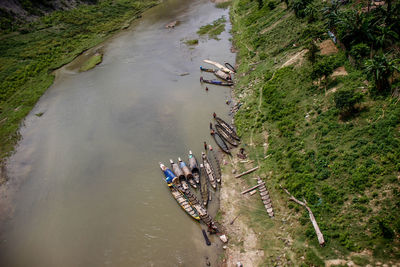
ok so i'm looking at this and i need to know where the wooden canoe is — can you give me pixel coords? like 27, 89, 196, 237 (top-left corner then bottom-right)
207, 145, 221, 183
214, 116, 240, 141
210, 125, 231, 155
200, 76, 233, 86
199, 163, 209, 207
200, 66, 232, 82
203, 59, 235, 74
215, 124, 239, 146
170, 185, 200, 220
188, 151, 200, 184
202, 152, 217, 189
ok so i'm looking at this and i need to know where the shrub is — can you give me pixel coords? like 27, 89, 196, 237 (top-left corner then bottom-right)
267, 0, 277, 10
333, 87, 363, 113
349, 43, 369, 66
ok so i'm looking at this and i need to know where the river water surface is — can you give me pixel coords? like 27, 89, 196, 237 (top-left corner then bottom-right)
0, 0, 235, 266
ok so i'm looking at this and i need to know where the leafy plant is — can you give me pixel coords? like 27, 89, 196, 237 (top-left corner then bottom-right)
333, 87, 363, 113
365, 53, 399, 93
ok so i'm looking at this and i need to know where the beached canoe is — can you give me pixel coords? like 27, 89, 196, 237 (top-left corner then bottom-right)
170, 159, 189, 190
210, 124, 231, 154
207, 145, 221, 183
215, 124, 239, 147
200, 66, 232, 82
199, 163, 209, 207
200, 76, 233, 86
188, 151, 200, 184
201, 152, 217, 189
203, 59, 235, 74
178, 157, 197, 189
214, 115, 240, 141
159, 163, 200, 220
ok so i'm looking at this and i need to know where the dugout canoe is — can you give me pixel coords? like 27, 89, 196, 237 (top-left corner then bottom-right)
200, 76, 233, 86
199, 163, 209, 207
203, 59, 235, 74
159, 163, 200, 220
214, 115, 240, 141
207, 145, 221, 183
201, 152, 217, 189
188, 151, 200, 184
200, 66, 232, 82
215, 124, 239, 147
210, 124, 231, 155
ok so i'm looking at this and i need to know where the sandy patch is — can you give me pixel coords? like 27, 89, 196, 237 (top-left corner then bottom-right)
281, 49, 308, 68
319, 39, 338, 55
331, 66, 348, 78
219, 161, 264, 267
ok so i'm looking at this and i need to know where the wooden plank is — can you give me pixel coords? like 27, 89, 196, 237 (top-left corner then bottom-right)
235, 166, 259, 178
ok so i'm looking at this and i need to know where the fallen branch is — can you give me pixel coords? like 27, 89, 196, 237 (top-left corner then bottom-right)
241, 183, 264, 194
235, 166, 259, 178
281, 185, 325, 246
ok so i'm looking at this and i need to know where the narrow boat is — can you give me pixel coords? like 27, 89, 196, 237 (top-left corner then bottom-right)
200, 66, 232, 82
199, 163, 209, 207
170, 159, 189, 190
225, 62, 236, 73
178, 157, 197, 189
215, 124, 239, 146
214, 115, 240, 141
210, 124, 231, 155
201, 152, 217, 189
159, 163, 200, 220
203, 59, 235, 74
200, 76, 233, 86
207, 145, 221, 183
188, 151, 200, 184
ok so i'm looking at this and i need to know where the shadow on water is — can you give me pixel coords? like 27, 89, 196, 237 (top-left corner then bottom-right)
0, 0, 235, 266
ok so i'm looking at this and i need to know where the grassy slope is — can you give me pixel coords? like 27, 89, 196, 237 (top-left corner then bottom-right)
0, 0, 158, 162
230, 0, 399, 265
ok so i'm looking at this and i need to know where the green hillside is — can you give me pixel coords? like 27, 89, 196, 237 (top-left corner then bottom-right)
230, 0, 400, 265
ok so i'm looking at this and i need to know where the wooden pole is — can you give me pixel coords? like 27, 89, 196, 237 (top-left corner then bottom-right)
235, 166, 259, 178
281, 185, 325, 247
241, 183, 264, 194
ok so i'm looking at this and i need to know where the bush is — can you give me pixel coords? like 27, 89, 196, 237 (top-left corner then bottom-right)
333, 87, 363, 113
349, 43, 369, 66
267, 0, 277, 10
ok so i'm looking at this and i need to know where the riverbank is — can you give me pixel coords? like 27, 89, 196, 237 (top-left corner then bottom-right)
220, 0, 400, 265
0, 0, 158, 175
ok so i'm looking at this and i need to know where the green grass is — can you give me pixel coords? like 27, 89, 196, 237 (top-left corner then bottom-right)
230, 0, 400, 265
215, 1, 232, 9
184, 39, 199, 46
79, 53, 103, 72
197, 16, 226, 40
0, 0, 158, 165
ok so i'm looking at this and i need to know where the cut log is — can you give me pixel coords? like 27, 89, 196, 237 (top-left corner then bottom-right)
235, 166, 259, 178
250, 190, 257, 196
281, 185, 325, 247
241, 182, 264, 194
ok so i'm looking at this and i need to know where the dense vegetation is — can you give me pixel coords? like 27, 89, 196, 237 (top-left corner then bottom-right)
0, 0, 158, 164
230, 0, 399, 265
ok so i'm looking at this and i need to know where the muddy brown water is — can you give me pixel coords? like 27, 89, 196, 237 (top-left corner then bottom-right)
0, 0, 235, 266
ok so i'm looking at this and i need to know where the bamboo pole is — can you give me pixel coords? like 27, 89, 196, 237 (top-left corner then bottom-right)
234, 166, 259, 178
281, 185, 325, 247
241, 183, 264, 194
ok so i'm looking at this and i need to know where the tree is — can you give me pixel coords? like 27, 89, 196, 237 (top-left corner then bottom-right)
365, 54, 399, 93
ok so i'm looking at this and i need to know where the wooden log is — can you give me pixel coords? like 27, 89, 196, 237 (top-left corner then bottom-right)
250, 190, 257, 196
235, 166, 259, 178
241, 182, 264, 194
281, 185, 325, 247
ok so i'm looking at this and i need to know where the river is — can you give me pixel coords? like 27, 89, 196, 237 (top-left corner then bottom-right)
0, 0, 235, 266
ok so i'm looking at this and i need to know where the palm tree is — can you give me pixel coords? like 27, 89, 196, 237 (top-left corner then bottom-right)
365, 54, 399, 92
